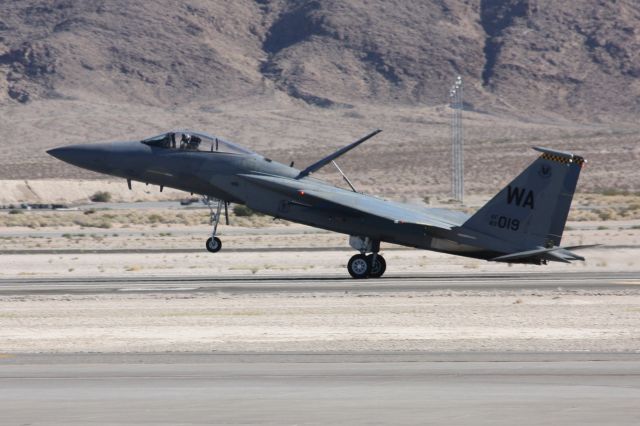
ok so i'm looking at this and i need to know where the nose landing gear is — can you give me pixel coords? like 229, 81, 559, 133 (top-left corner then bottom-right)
206, 236, 222, 253
347, 236, 386, 279
203, 196, 227, 253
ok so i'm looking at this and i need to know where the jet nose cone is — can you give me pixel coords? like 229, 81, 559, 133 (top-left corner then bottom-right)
47, 143, 112, 172
46, 146, 75, 161
47, 145, 89, 165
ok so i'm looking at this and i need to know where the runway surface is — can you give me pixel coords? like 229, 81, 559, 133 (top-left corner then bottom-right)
0, 271, 638, 295
2, 272, 639, 424
1, 352, 639, 425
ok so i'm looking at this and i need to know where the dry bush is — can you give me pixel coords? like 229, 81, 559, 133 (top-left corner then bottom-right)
90, 191, 112, 202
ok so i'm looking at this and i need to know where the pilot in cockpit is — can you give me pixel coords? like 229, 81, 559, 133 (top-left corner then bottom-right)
189, 135, 201, 150
180, 133, 191, 150
177, 133, 202, 150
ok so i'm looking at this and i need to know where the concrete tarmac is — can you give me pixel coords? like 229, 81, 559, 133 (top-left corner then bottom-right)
0, 271, 638, 295
1, 272, 639, 424
1, 352, 639, 425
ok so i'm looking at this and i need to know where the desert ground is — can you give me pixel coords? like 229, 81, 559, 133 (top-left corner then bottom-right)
1, 100, 639, 354
1, 88, 638, 358
1, 197, 639, 354
2, 96, 640, 196
2, 285, 639, 353
3, 3, 640, 423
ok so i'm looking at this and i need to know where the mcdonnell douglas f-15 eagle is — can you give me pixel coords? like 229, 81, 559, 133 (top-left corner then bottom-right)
48, 130, 593, 278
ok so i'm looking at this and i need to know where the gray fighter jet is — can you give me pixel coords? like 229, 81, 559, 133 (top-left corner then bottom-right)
48, 130, 593, 278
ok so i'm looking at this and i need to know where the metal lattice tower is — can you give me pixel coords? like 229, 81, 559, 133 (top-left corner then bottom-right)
450, 76, 464, 203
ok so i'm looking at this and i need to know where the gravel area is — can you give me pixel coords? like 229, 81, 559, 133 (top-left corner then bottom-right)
1, 289, 639, 353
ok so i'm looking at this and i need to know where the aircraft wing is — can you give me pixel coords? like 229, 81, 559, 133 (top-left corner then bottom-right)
240, 173, 467, 230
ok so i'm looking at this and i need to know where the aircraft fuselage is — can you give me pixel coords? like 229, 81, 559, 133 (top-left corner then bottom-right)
48, 131, 589, 278
48, 140, 489, 258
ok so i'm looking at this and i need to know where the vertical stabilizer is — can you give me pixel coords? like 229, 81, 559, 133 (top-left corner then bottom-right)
462, 147, 585, 249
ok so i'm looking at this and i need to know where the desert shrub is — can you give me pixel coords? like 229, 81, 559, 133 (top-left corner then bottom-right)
233, 205, 260, 217
90, 191, 112, 202
148, 214, 164, 223
596, 209, 613, 221
8, 209, 23, 214
598, 188, 628, 196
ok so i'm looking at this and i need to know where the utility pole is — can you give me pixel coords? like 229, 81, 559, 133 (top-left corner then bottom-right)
450, 76, 464, 203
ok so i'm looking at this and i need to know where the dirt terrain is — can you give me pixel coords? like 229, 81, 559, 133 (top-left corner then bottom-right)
1, 100, 639, 196
1, 220, 639, 354
2, 289, 639, 353
2, 1, 640, 358
0, 1, 639, 193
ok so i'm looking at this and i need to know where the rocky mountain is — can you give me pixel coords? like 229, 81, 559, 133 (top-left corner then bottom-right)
1, 0, 639, 121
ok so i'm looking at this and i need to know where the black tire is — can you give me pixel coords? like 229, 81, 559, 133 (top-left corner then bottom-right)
348, 254, 370, 279
367, 254, 386, 278
206, 237, 222, 253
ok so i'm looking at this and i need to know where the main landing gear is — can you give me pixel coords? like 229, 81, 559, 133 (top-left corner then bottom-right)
347, 236, 387, 279
204, 197, 228, 253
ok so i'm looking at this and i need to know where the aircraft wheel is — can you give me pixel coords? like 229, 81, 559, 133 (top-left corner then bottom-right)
206, 237, 222, 253
348, 254, 370, 279
367, 254, 386, 278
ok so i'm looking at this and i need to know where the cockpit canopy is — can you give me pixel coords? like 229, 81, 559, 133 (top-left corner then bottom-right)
141, 131, 254, 155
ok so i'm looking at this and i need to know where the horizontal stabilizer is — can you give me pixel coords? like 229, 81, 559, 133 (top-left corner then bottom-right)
491, 244, 599, 263
297, 130, 381, 179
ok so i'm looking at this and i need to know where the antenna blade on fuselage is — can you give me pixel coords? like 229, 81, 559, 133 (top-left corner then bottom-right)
296, 129, 381, 179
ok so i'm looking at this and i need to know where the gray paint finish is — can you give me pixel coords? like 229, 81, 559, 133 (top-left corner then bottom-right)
47, 130, 590, 274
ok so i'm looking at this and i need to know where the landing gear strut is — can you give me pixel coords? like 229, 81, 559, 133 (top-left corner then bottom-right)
347, 236, 386, 279
204, 197, 227, 253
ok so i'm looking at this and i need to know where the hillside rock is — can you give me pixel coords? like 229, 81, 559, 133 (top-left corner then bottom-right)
0, 0, 639, 120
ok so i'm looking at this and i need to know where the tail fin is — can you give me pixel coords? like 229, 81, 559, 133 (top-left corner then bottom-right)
462, 147, 586, 249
